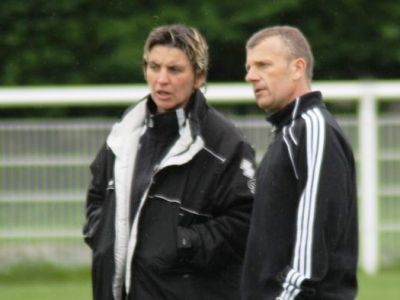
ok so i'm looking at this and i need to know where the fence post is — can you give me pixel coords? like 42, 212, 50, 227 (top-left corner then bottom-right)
359, 82, 378, 274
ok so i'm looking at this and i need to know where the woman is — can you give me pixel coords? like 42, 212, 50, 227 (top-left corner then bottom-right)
83, 24, 255, 300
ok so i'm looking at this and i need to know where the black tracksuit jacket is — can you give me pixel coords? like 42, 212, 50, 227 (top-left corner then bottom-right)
241, 91, 358, 300
83, 90, 256, 300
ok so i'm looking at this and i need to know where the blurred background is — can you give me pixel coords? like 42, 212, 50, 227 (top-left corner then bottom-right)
1, 0, 400, 299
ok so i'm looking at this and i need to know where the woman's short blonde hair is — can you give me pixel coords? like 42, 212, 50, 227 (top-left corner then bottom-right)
143, 24, 209, 84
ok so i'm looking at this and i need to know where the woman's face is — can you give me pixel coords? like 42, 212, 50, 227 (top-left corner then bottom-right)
145, 45, 203, 113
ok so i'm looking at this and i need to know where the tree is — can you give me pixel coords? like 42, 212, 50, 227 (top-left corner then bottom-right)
1, 0, 399, 85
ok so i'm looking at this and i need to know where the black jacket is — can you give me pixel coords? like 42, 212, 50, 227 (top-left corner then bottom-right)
83, 90, 256, 300
241, 91, 358, 300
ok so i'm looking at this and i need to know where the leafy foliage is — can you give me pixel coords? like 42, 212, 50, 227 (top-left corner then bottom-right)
1, 0, 400, 85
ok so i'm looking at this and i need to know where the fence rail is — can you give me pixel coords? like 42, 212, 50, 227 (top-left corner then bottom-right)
1, 81, 400, 273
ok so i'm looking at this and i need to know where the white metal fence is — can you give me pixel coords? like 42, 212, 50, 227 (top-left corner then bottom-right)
1, 81, 400, 273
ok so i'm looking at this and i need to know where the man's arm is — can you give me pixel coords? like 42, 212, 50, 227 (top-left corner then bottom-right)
278, 109, 356, 299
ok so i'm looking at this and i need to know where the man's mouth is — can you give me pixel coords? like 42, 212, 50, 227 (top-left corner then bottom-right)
254, 88, 265, 96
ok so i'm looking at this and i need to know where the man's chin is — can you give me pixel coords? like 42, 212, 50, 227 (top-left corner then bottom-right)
256, 98, 268, 110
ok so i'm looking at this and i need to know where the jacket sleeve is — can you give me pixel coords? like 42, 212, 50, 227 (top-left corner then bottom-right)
277, 113, 357, 299
176, 142, 256, 270
82, 143, 111, 249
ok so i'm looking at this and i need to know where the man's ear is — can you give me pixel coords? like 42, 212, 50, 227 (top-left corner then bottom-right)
292, 58, 307, 81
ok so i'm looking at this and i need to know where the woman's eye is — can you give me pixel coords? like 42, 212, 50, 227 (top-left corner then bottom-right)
169, 66, 182, 74
149, 63, 160, 71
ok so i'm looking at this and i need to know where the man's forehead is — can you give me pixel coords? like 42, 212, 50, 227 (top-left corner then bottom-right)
246, 37, 289, 60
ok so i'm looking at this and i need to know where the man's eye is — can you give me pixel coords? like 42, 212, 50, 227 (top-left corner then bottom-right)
258, 62, 270, 69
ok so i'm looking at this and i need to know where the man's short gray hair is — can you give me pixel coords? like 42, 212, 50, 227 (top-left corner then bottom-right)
246, 25, 314, 81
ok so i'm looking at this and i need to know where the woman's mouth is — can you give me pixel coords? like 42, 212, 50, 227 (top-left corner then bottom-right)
155, 90, 172, 100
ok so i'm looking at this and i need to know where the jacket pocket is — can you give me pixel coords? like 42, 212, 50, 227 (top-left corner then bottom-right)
83, 215, 101, 250
134, 196, 180, 273
86, 180, 115, 252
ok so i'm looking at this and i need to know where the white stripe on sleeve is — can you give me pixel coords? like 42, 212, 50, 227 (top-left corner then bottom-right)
278, 108, 326, 300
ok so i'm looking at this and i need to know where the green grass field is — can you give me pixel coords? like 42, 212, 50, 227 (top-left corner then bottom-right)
0, 263, 91, 300
0, 263, 399, 300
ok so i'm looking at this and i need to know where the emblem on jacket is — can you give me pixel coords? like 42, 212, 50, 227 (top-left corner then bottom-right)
240, 159, 256, 194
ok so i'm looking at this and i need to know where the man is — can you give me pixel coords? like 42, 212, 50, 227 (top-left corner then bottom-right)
241, 25, 358, 300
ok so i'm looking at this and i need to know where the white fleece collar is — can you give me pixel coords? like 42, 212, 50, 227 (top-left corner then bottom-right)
106, 100, 147, 158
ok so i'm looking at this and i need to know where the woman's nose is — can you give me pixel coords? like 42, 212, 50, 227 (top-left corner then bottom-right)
156, 69, 169, 84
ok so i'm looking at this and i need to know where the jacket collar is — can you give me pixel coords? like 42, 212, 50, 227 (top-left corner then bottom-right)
267, 91, 324, 131
144, 97, 183, 138
106, 99, 147, 157
106, 89, 208, 160
157, 89, 207, 169
185, 89, 208, 137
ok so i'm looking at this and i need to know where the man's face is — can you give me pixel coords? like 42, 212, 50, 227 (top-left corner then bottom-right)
145, 45, 202, 113
245, 36, 298, 113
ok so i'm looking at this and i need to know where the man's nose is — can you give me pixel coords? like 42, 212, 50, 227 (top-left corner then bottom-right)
245, 68, 259, 82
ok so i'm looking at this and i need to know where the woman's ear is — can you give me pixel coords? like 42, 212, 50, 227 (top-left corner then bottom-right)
143, 63, 148, 82
194, 74, 206, 89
